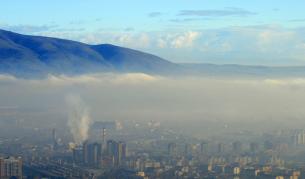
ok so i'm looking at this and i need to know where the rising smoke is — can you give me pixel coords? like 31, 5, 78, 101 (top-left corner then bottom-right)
66, 94, 91, 144
1, 73, 305, 137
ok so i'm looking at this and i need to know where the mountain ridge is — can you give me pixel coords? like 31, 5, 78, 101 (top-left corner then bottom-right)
0, 29, 179, 77
1, 29, 305, 78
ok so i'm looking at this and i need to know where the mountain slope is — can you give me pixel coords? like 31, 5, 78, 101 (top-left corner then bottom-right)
92, 44, 180, 74
2, 29, 305, 78
0, 29, 179, 77
0, 29, 114, 77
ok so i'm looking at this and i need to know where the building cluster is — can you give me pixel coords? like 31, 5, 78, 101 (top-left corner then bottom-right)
292, 130, 305, 145
0, 156, 22, 179
4, 122, 305, 178
72, 140, 127, 168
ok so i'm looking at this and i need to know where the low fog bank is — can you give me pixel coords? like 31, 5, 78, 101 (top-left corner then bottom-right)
1, 73, 305, 137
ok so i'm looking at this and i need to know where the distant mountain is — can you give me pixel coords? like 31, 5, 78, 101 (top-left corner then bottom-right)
1, 29, 305, 78
0, 29, 180, 77
181, 63, 305, 77
92, 44, 180, 74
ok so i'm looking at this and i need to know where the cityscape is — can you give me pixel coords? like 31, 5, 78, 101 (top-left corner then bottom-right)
2, 118, 305, 178
1, 0, 305, 179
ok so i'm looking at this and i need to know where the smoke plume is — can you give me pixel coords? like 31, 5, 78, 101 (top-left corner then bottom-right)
66, 94, 91, 144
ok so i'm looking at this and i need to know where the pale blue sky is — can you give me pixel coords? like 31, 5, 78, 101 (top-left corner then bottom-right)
1, 0, 305, 65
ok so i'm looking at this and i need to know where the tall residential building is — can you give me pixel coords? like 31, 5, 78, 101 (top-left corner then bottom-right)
82, 141, 89, 164
292, 130, 305, 145
250, 142, 259, 153
0, 157, 23, 179
52, 128, 58, 150
72, 147, 83, 164
106, 140, 127, 167
184, 143, 191, 156
117, 141, 127, 166
88, 143, 102, 167
168, 143, 177, 156
107, 140, 117, 157
82, 142, 103, 167
233, 141, 242, 153
264, 140, 273, 150
217, 143, 225, 154
52, 128, 56, 142
200, 142, 209, 155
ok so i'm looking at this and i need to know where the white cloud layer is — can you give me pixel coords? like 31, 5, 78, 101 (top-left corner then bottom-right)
170, 31, 200, 48
28, 24, 305, 65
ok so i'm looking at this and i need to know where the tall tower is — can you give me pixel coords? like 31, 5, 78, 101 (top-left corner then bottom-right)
217, 143, 225, 154
101, 128, 107, 151
82, 140, 89, 164
250, 142, 259, 153
168, 143, 177, 156
52, 128, 56, 141
72, 147, 83, 164
88, 143, 102, 167
116, 141, 127, 166
233, 141, 242, 153
200, 142, 208, 155
106, 140, 127, 167
184, 143, 190, 156
52, 128, 57, 150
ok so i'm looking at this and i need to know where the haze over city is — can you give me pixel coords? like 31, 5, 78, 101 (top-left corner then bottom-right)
1, 1, 305, 179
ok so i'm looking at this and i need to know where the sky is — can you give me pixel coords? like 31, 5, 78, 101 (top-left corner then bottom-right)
1, 0, 305, 65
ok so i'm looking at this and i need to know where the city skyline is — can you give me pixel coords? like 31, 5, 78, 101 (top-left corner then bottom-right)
2, 1, 305, 178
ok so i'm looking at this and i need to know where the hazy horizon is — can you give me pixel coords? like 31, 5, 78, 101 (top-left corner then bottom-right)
2, 1, 305, 178
1, 72, 305, 138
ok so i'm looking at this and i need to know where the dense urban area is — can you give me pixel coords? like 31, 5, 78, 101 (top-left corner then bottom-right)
1, 118, 305, 179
